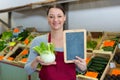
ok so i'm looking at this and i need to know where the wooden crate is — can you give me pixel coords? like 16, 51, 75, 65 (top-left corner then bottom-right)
15, 47, 29, 65
3, 43, 25, 64
0, 40, 8, 56
93, 32, 120, 55
103, 47, 120, 79
87, 31, 104, 53
90, 31, 104, 39
77, 53, 111, 80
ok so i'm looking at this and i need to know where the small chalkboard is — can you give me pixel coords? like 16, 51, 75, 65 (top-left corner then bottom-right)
63, 29, 86, 63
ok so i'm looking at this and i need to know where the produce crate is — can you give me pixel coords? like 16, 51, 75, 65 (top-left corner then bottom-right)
0, 40, 7, 56
0, 42, 17, 56
22, 34, 35, 46
15, 47, 29, 65
15, 30, 31, 43
25, 27, 37, 32
87, 31, 104, 53
103, 47, 120, 80
113, 47, 120, 65
77, 53, 111, 80
90, 32, 104, 39
93, 32, 120, 55
3, 43, 25, 64
23, 32, 46, 47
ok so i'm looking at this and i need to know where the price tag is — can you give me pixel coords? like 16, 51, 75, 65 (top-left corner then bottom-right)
110, 62, 116, 68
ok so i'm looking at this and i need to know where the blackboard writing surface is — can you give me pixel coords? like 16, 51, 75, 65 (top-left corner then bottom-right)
64, 29, 86, 63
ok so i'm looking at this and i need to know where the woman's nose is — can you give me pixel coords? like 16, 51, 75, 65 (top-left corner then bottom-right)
53, 17, 58, 21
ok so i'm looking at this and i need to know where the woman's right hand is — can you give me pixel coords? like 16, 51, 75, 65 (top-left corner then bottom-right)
31, 56, 56, 70
36, 56, 56, 66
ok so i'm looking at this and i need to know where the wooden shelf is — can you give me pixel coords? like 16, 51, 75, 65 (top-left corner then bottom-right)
0, 0, 79, 13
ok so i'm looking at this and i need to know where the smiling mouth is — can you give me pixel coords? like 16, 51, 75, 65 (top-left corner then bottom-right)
53, 23, 60, 26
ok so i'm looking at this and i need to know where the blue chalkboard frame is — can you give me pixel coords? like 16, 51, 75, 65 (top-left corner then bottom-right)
63, 29, 86, 63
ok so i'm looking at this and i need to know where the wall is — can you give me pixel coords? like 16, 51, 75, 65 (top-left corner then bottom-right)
0, 13, 8, 33
12, 7, 50, 31
1, 0, 120, 32
68, 0, 120, 32
0, 0, 49, 32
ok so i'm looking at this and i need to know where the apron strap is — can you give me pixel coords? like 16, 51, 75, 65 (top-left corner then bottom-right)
48, 33, 51, 42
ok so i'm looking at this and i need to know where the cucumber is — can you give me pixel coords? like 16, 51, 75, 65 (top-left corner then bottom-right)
92, 60, 108, 65
87, 59, 93, 68
88, 67, 98, 72
89, 65, 104, 71
92, 56, 109, 62
91, 63, 105, 68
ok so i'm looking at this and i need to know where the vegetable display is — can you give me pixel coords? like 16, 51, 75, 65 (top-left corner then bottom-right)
16, 30, 30, 41
9, 47, 24, 61
114, 52, 120, 64
87, 40, 97, 49
101, 36, 119, 52
102, 40, 116, 52
33, 42, 55, 63
86, 56, 109, 79
1, 31, 13, 41
104, 74, 120, 80
0, 40, 7, 52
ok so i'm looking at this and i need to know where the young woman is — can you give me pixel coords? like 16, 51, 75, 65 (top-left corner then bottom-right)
24, 4, 87, 80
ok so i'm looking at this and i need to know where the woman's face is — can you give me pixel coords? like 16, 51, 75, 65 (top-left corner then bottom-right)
47, 8, 66, 30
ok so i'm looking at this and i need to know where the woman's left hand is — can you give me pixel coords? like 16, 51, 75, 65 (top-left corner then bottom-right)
73, 56, 87, 71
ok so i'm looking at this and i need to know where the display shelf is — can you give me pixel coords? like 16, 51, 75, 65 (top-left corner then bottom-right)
103, 48, 120, 80
77, 53, 112, 80
87, 31, 104, 53
0, 0, 79, 13
93, 32, 120, 55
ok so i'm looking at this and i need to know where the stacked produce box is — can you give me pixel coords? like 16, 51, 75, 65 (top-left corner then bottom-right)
93, 32, 120, 55
104, 47, 120, 80
0, 27, 43, 65
87, 32, 104, 53
0, 29, 120, 80
77, 32, 120, 80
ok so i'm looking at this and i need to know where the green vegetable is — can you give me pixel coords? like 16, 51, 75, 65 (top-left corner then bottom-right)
87, 40, 97, 49
0, 40, 7, 51
87, 56, 109, 79
17, 30, 29, 41
33, 42, 55, 63
102, 46, 114, 52
33, 42, 55, 55
1, 31, 13, 41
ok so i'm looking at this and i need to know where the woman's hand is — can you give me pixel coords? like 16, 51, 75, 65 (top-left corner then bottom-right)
36, 56, 56, 66
73, 56, 87, 71
31, 56, 56, 70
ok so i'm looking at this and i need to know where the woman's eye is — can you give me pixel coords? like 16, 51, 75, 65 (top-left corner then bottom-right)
49, 16, 54, 18
58, 16, 62, 18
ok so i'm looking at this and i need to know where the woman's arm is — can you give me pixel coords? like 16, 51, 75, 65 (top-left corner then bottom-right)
24, 35, 48, 74
24, 37, 40, 74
